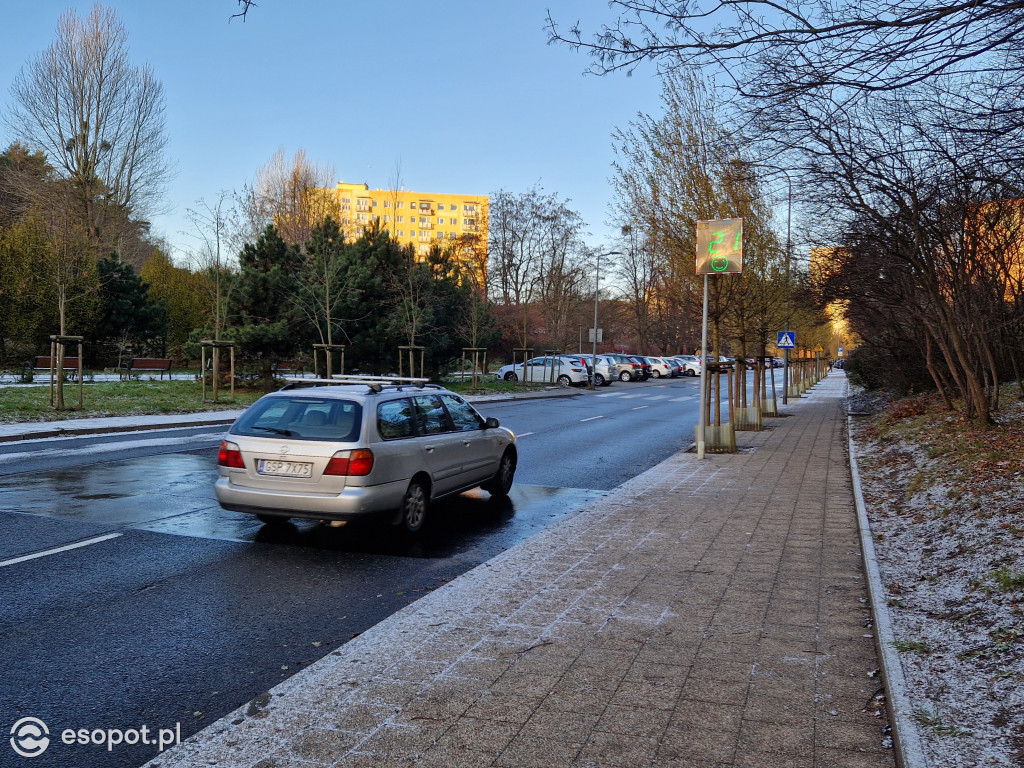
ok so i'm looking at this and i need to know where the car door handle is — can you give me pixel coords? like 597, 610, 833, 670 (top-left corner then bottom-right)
462, 440, 472, 447
424, 445, 436, 452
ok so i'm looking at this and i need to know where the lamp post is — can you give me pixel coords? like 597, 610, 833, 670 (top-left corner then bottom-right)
591, 250, 623, 390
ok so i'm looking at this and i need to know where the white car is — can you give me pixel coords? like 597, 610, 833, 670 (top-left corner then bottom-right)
495, 356, 590, 387
672, 355, 702, 377
645, 356, 673, 378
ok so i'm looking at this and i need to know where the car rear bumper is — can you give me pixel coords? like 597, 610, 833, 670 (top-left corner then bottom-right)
214, 476, 407, 520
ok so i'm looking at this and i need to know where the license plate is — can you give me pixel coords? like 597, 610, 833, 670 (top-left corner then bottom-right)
257, 459, 313, 478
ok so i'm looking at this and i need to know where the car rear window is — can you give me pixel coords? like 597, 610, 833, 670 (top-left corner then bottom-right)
231, 397, 362, 442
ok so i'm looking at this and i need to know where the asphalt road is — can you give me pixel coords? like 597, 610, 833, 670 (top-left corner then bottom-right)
0, 377, 705, 768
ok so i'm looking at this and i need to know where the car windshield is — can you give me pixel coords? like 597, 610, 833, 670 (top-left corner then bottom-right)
231, 396, 362, 442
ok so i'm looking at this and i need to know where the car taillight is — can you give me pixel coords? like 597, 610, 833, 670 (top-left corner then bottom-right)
324, 449, 374, 476
217, 440, 245, 468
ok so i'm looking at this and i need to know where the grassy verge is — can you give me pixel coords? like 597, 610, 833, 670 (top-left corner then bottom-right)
0, 379, 265, 423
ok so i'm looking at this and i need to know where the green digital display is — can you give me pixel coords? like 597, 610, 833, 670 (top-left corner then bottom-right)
696, 218, 743, 275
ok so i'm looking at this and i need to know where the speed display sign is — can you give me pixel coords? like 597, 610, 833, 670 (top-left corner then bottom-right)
696, 218, 743, 274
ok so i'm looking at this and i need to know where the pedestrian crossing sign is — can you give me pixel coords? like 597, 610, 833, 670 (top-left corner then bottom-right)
777, 332, 795, 348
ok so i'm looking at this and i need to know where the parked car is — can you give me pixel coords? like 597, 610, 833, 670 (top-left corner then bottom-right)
664, 358, 683, 378
589, 355, 618, 387
495, 356, 589, 387
214, 378, 517, 533
559, 354, 594, 378
603, 354, 642, 382
645, 356, 673, 379
627, 356, 652, 380
672, 355, 702, 377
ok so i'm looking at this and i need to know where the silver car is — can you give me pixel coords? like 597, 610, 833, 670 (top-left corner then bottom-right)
215, 377, 517, 533
585, 355, 617, 386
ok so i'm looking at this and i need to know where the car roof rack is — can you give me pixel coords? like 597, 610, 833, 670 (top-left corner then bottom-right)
280, 374, 437, 394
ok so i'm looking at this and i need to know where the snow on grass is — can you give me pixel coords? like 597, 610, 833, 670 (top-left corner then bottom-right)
849, 387, 1024, 767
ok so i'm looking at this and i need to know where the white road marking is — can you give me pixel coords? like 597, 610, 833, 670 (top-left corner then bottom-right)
0, 533, 123, 568
580, 416, 604, 422
517, 432, 534, 438
632, 406, 649, 410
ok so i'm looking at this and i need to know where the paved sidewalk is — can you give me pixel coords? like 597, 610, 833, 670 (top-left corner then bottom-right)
143, 372, 893, 768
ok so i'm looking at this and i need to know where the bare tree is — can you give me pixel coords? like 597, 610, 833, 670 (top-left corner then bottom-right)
611, 72, 784, 357
487, 186, 588, 350
184, 193, 238, 345
6, 3, 171, 253
241, 147, 337, 248
547, 0, 1024, 100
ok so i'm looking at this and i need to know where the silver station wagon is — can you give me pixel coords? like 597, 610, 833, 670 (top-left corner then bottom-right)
215, 377, 517, 533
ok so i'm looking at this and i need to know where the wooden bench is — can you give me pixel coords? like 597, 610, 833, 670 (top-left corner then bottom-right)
271, 360, 304, 377
28, 356, 81, 380
123, 357, 173, 379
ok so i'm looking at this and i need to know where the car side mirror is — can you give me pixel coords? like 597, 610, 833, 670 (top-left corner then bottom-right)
485, 417, 500, 429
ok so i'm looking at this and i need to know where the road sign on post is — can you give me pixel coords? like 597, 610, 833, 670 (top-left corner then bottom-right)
777, 331, 796, 348
696, 218, 743, 275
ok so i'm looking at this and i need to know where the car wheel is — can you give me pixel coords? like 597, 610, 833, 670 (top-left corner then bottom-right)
504, 372, 518, 382
399, 479, 429, 533
594, 373, 605, 386
651, 370, 661, 378
256, 514, 290, 525
483, 449, 516, 498
685, 369, 696, 377
619, 370, 632, 382
557, 374, 572, 387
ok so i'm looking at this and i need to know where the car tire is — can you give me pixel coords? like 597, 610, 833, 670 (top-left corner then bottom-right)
399, 478, 429, 533
651, 370, 661, 378
504, 372, 518, 382
594, 373, 605, 386
483, 449, 516, 498
557, 374, 572, 387
619, 370, 632, 382
685, 369, 696, 377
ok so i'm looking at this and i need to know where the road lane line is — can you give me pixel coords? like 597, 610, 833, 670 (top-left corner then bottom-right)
580, 416, 604, 422
0, 533, 123, 568
517, 432, 534, 438
632, 405, 649, 410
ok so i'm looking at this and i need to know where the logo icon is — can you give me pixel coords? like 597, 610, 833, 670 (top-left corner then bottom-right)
10, 718, 49, 758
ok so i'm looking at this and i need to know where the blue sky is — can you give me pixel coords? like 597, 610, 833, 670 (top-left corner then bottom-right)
0, 1, 666, 261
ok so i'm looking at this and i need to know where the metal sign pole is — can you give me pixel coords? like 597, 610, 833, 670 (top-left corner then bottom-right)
697, 274, 709, 460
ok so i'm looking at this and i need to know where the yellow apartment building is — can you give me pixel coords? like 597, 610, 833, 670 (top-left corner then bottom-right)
329, 182, 488, 280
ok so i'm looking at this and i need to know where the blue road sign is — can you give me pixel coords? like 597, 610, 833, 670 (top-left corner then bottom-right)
777, 332, 796, 348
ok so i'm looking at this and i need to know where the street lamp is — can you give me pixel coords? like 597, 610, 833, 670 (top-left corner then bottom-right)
591, 250, 623, 390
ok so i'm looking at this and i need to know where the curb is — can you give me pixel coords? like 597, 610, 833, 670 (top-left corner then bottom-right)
848, 416, 930, 768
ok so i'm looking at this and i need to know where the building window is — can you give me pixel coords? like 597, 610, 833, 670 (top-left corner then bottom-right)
383, 200, 390, 208
397, 201, 404, 208
397, 215, 404, 223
